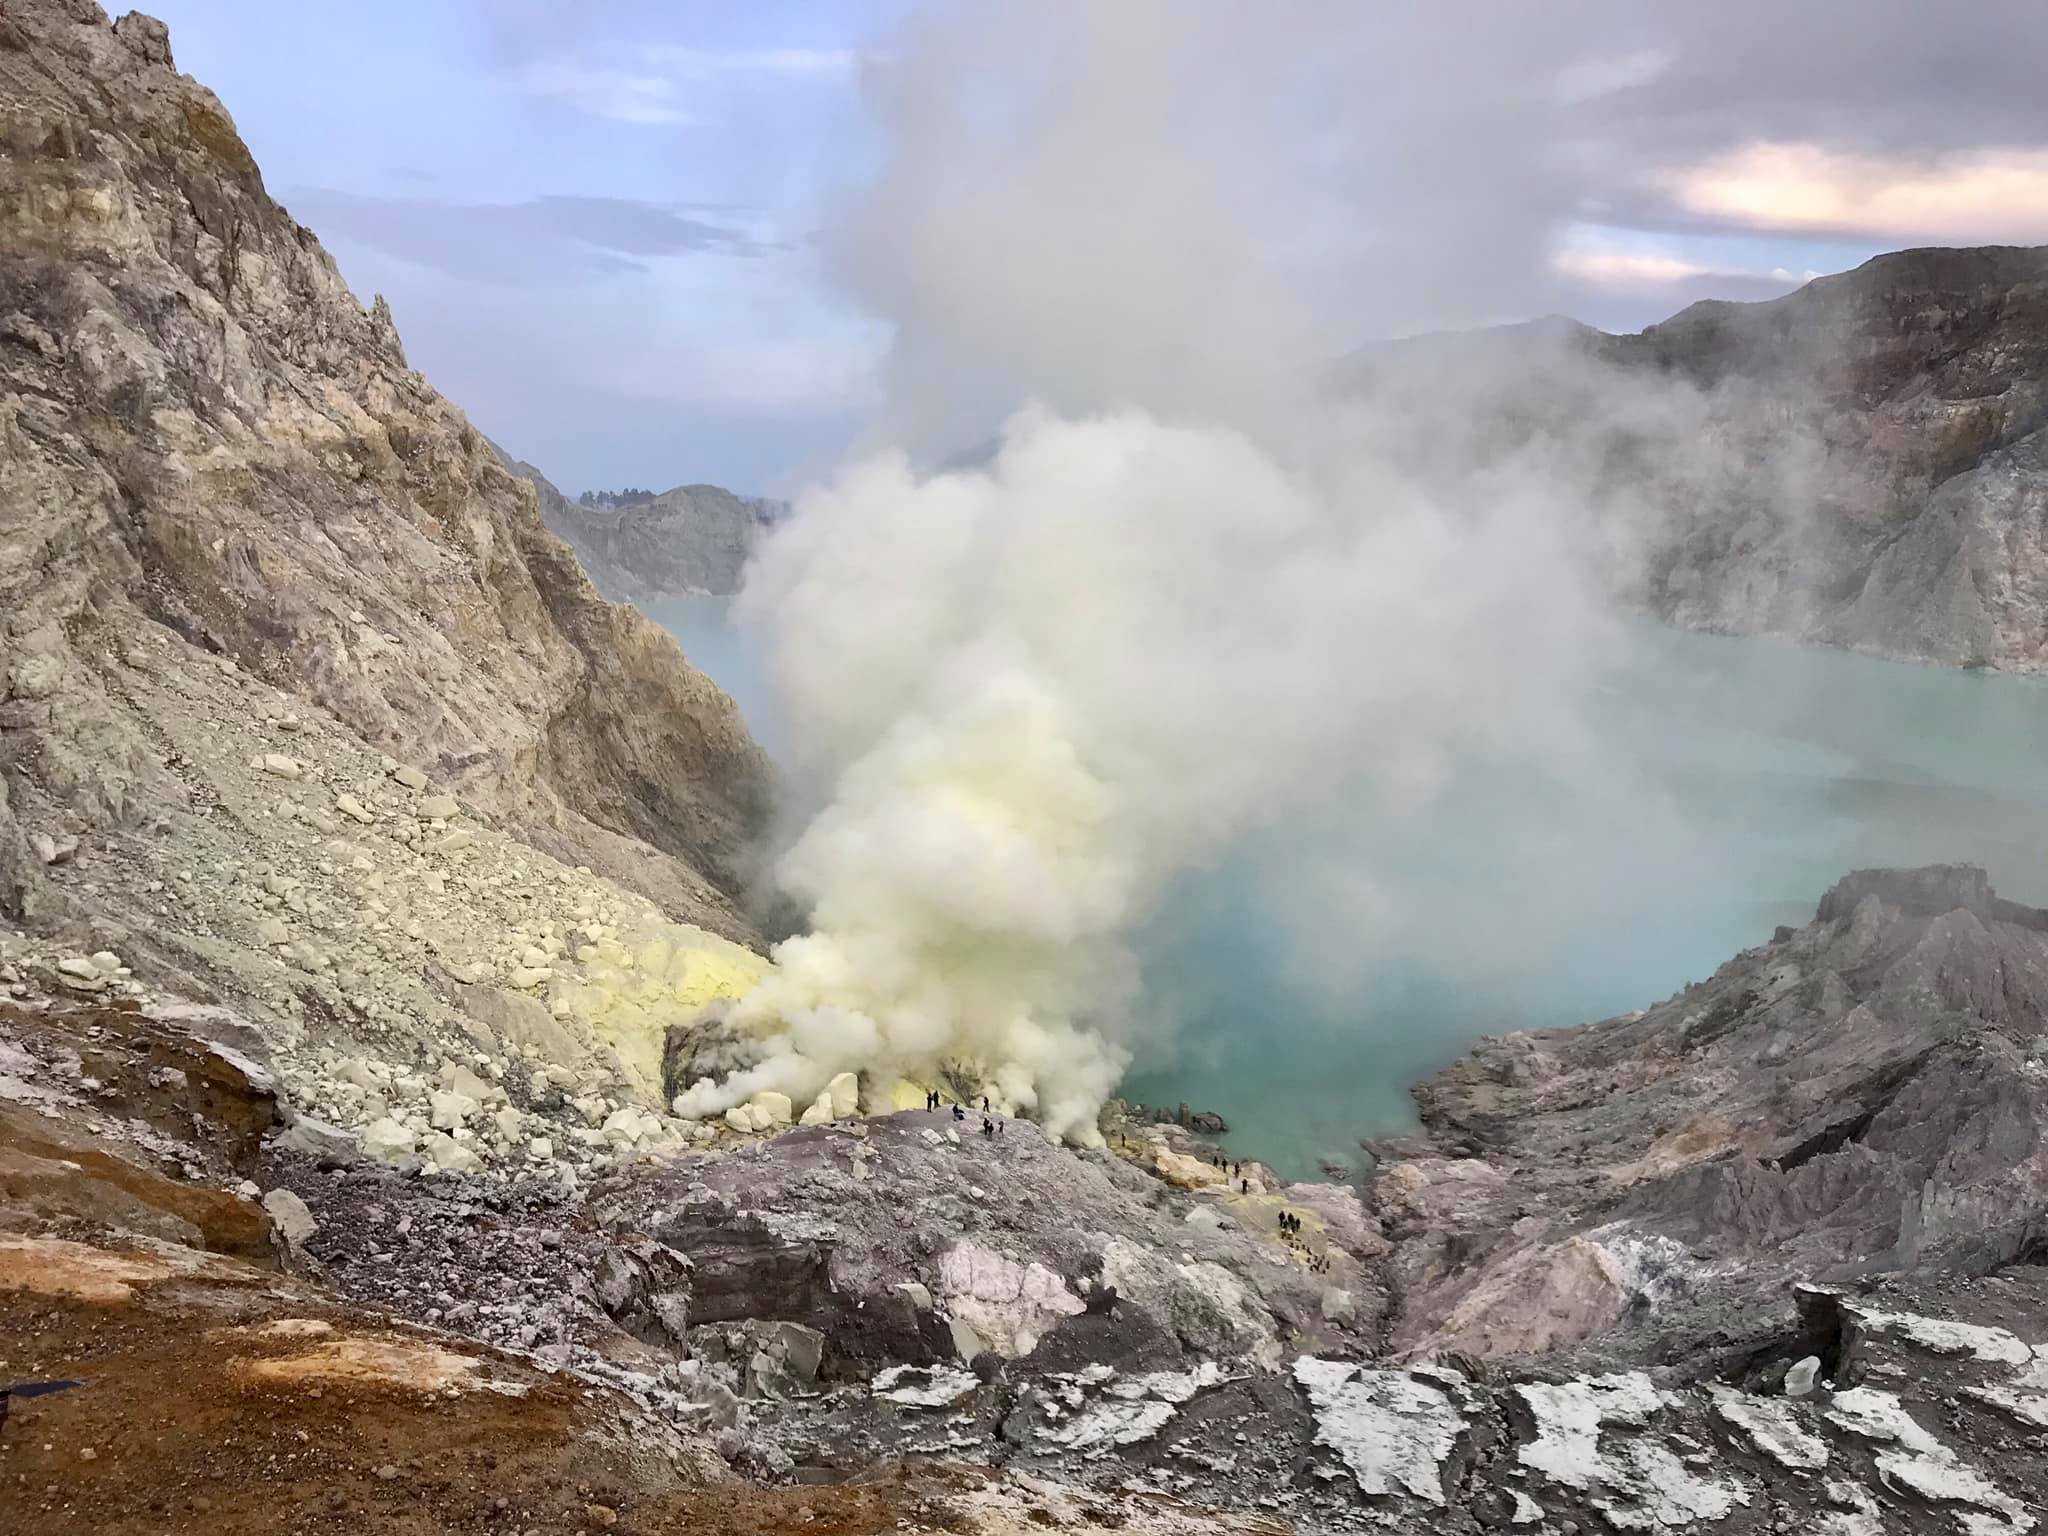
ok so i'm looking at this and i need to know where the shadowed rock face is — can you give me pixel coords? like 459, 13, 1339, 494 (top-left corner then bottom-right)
1386, 864, 2048, 1366
0, 0, 772, 936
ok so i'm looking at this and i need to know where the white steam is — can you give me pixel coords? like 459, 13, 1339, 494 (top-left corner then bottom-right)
678, 402, 1631, 1140
673, 2, 1761, 1140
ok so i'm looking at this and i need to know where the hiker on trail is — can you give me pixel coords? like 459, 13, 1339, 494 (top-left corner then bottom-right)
953, 1103, 965, 1122
982, 1116, 993, 1136
1240, 1178, 1248, 1194
1233, 1162, 1240, 1178
982, 1095, 990, 1112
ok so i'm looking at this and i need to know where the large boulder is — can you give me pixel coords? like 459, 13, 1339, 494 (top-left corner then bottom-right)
591, 1236, 692, 1351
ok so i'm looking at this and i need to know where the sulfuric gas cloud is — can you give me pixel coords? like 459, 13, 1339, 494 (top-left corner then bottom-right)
669, 1, 1814, 1140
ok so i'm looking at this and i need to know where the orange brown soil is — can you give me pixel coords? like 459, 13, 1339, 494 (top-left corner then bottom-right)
0, 1236, 1008, 1535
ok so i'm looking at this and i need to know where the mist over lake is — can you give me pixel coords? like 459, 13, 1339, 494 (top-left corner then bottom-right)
652, 593, 2048, 1177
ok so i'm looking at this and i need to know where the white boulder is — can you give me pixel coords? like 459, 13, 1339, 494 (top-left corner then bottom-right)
421, 1131, 481, 1174
602, 1105, 662, 1147
262, 1188, 319, 1253
749, 1090, 793, 1126
429, 1090, 477, 1130
439, 1063, 500, 1103
826, 1072, 859, 1118
361, 1116, 416, 1163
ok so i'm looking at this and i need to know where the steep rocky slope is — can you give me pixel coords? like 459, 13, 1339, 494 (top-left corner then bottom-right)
1603, 246, 2048, 670
0, 0, 773, 945
507, 453, 779, 601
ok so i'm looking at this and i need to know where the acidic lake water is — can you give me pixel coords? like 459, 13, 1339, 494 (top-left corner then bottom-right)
649, 595, 2048, 1179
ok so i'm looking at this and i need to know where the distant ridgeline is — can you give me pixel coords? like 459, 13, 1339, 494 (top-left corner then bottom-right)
497, 449, 786, 601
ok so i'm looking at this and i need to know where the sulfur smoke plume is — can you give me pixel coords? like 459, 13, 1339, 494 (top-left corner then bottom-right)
672, 2, 1753, 1140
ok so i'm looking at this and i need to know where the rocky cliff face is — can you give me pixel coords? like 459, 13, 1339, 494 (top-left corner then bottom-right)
1603, 246, 2048, 671
0, 0, 774, 943
507, 455, 779, 601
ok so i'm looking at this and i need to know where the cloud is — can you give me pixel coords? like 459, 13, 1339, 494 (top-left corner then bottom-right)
287, 189, 770, 286
1555, 246, 1717, 289
1551, 47, 1672, 106
595, 334, 885, 415
508, 43, 859, 126
513, 62, 691, 124
354, 259, 865, 493
642, 45, 860, 80
1668, 141, 2048, 245
1549, 229, 1815, 297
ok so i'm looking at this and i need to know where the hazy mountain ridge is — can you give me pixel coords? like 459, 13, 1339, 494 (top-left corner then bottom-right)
1605, 245, 2048, 670
501, 451, 781, 600
1356, 248, 2048, 671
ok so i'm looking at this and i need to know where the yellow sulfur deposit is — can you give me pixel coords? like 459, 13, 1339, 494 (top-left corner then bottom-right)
886, 1078, 931, 1112
546, 920, 769, 1101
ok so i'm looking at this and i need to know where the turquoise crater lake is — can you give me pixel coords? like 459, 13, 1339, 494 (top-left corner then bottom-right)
649, 594, 2048, 1179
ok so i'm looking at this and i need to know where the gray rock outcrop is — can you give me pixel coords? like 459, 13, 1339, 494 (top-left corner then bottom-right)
1387, 862, 2048, 1368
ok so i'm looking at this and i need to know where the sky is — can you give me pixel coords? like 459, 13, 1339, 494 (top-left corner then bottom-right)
144, 0, 2048, 496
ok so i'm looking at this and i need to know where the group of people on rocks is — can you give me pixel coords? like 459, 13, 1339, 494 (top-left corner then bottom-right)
1102, 1116, 1338, 1275
1276, 1210, 1334, 1273
924, 1087, 1005, 1137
